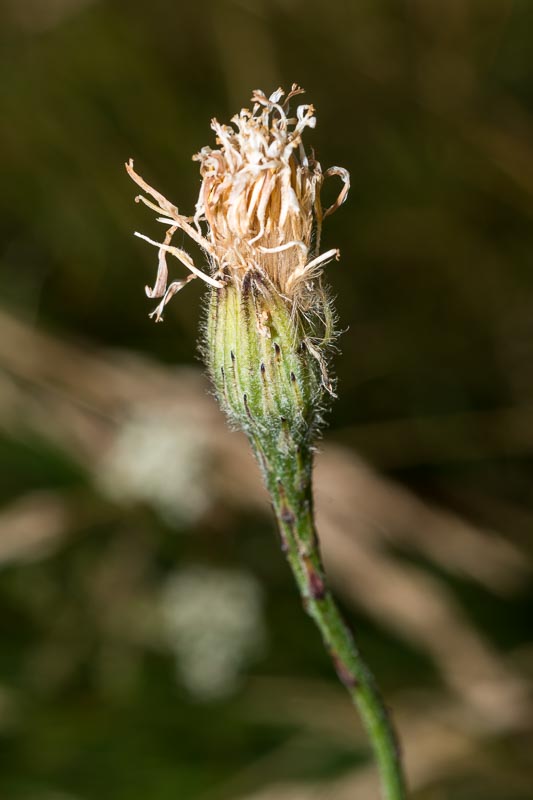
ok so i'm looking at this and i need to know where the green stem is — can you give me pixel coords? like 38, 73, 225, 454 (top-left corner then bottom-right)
206, 277, 406, 797
253, 437, 407, 800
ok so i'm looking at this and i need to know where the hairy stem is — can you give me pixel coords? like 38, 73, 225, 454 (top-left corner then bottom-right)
252, 436, 407, 800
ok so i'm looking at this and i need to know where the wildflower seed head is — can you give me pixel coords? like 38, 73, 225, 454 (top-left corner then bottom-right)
127, 85, 349, 447
193, 86, 347, 311
126, 84, 349, 323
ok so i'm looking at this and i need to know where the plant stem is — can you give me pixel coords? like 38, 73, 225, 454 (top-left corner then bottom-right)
252, 435, 407, 800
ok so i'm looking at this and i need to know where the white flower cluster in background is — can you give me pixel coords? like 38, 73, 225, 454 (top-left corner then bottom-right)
96, 407, 211, 528
160, 565, 266, 700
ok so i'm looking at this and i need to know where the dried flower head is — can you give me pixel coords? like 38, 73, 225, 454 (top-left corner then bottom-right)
126, 84, 349, 324
127, 85, 350, 439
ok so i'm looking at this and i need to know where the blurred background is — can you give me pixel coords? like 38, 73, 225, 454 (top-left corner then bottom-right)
0, 1, 532, 798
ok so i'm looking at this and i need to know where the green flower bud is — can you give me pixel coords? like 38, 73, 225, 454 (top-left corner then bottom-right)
205, 270, 327, 450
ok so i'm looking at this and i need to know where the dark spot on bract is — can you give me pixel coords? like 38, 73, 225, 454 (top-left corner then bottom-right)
280, 504, 296, 526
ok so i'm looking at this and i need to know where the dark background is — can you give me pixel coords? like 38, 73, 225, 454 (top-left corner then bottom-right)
0, 1, 532, 798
